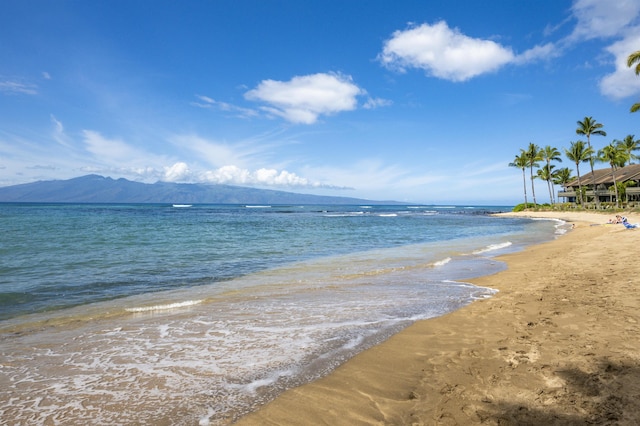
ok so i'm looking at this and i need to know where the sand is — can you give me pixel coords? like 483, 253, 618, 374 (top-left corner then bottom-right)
235, 211, 640, 425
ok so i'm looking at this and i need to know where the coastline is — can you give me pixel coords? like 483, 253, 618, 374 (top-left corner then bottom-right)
235, 211, 640, 425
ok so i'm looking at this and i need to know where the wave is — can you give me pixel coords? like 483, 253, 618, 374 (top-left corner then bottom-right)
378, 213, 397, 217
323, 211, 365, 217
433, 257, 452, 267
125, 299, 204, 313
245, 205, 271, 208
472, 241, 512, 254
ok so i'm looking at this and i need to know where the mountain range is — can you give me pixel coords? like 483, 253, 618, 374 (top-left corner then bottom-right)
0, 175, 400, 204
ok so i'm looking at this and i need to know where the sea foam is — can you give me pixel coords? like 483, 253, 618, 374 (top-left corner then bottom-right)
472, 241, 512, 254
433, 257, 452, 267
125, 300, 204, 313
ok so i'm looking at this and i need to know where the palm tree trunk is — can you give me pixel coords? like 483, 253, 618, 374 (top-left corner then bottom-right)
521, 169, 528, 205
546, 160, 555, 204
611, 166, 620, 208
587, 137, 599, 209
575, 164, 583, 205
529, 166, 537, 206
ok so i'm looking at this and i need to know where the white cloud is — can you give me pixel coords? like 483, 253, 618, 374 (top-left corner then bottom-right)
0, 80, 38, 95
244, 72, 364, 124
378, 21, 515, 82
161, 162, 345, 189
192, 94, 258, 118
253, 168, 315, 186
195, 94, 214, 104
164, 162, 191, 182
82, 130, 149, 162
378, 3, 640, 85
80, 130, 175, 182
600, 31, 640, 100
513, 43, 560, 64
199, 165, 250, 184
568, 0, 640, 42
363, 97, 393, 109
171, 134, 254, 168
562, 0, 640, 101
50, 115, 73, 148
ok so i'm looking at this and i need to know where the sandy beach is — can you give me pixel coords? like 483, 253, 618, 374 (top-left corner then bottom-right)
236, 211, 640, 425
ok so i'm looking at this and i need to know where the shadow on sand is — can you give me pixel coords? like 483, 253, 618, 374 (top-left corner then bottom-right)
486, 358, 640, 425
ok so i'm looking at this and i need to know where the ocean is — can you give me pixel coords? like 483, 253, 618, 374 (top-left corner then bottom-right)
0, 203, 566, 425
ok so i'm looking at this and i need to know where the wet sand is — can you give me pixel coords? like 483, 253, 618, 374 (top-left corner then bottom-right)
236, 211, 640, 425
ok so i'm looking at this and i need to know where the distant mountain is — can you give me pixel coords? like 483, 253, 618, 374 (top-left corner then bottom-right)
0, 175, 401, 204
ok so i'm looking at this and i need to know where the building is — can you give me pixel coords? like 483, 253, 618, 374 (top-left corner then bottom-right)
557, 164, 640, 206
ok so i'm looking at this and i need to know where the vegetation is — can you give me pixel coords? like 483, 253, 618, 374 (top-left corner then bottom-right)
540, 145, 562, 204
564, 140, 593, 205
507, 48, 640, 212
552, 167, 573, 190
597, 143, 629, 208
513, 202, 541, 212
508, 152, 529, 206
576, 117, 607, 208
618, 135, 640, 165
525, 143, 541, 206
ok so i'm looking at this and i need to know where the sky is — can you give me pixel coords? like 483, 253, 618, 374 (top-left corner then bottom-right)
2, 0, 640, 205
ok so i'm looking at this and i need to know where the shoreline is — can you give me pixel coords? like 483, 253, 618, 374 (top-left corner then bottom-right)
235, 211, 640, 425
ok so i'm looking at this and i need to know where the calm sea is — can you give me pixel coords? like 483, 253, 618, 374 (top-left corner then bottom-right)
0, 203, 566, 425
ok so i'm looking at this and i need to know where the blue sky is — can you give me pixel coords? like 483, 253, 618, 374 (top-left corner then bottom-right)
2, 0, 640, 204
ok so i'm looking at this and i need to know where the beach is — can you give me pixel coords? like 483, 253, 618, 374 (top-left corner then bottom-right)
236, 211, 640, 425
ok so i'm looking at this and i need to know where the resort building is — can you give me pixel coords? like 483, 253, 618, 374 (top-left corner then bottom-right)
558, 164, 640, 206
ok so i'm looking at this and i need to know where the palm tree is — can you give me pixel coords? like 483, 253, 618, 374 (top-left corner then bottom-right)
540, 145, 562, 204
553, 167, 574, 203
565, 140, 593, 205
627, 50, 640, 112
597, 143, 629, 208
616, 135, 640, 165
536, 163, 556, 205
628, 50, 640, 74
525, 142, 541, 206
509, 151, 529, 206
576, 117, 606, 207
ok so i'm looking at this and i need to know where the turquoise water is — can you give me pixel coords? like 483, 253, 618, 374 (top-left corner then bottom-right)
0, 203, 566, 425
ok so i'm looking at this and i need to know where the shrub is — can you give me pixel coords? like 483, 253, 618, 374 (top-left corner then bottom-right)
512, 203, 537, 212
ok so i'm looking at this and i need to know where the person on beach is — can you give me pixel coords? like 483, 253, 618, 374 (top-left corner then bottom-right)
614, 215, 628, 224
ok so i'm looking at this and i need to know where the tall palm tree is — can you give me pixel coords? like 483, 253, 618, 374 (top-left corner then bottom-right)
525, 142, 541, 206
627, 50, 640, 112
540, 145, 562, 204
617, 135, 640, 165
509, 151, 529, 206
536, 163, 556, 205
553, 167, 574, 203
565, 140, 593, 205
597, 143, 629, 208
576, 117, 606, 207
